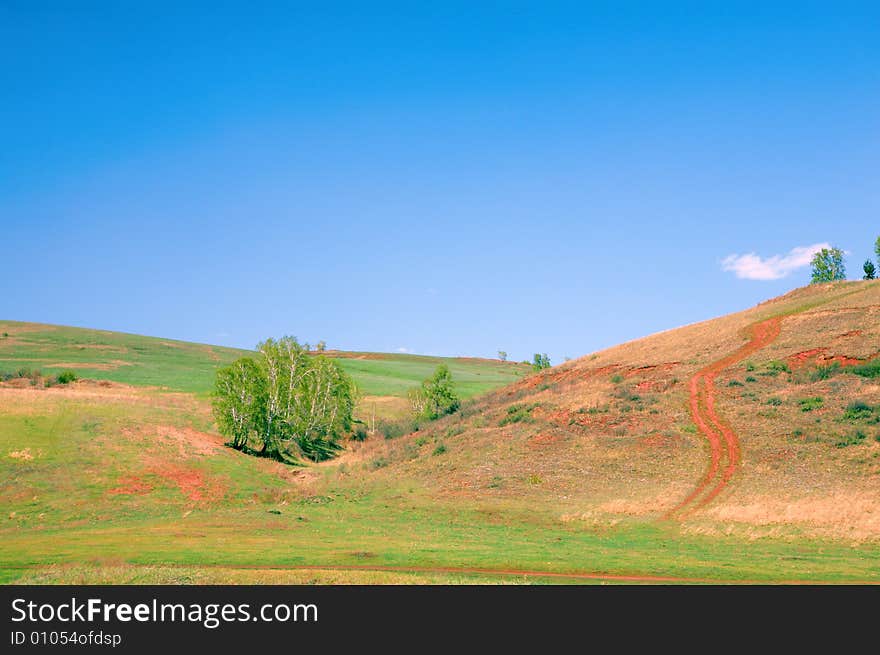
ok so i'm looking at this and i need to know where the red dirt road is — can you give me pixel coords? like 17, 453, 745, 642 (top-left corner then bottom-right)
667, 317, 781, 519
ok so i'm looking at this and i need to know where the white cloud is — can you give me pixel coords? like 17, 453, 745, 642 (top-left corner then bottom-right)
721, 243, 831, 280
396, 347, 412, 354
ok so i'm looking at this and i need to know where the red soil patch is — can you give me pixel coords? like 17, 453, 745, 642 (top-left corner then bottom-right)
668, 316, 782, 519
148, 464, 225, 502
108, 476, 153, 496
624, 362, 679, 378
787, 348, 868, 370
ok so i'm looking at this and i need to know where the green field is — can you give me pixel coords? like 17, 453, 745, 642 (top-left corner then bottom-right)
2, 391, 879, 584
0, 321, 528, 397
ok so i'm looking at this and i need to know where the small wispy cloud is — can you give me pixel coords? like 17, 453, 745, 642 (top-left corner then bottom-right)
721, 243, 831, 281
396, 347, 412, 354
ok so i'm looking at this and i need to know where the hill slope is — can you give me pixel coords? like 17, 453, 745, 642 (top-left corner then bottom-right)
0, 321, 528, 401
1, 283, 879, 584
362, 280, 880, 540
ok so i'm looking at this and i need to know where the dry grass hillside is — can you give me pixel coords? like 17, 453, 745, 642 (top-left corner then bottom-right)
361, 281, 880, 540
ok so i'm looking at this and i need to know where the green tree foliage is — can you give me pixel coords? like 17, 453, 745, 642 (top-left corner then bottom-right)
213, 357, 265, 451
531, 353, 551, 371
408, 364, 460, 420
212, 336, 358, 462
810, 247, 846, 284
56, 370, 78, 384
864, 259, 877, 280
875, 236, 880, 264
497, 350, 507, 362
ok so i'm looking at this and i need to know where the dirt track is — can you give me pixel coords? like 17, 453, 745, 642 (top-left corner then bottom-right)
667, 317, 782, 518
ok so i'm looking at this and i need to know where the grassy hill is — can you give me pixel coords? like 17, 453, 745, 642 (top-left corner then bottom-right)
0, 321, 528, 399
2, 282, 879, 584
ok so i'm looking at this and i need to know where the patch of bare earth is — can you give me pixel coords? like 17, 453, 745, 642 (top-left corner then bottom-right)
694, 489, 880, 541
108, 476, 153, 496
148, 464, 225, 502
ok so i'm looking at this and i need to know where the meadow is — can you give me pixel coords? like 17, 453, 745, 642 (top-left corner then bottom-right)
2, 283, 880, 585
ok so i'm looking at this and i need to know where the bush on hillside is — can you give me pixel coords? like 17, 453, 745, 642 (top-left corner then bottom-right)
57, 370, 78, 384
531, 353, 551, 371
408, 365, 460, 420
843, 401, 874, 421
798, 397, 824, 412
852, 360, 880, 379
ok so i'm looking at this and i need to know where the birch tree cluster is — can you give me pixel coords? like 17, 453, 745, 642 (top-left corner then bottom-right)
213, 336, 358, 463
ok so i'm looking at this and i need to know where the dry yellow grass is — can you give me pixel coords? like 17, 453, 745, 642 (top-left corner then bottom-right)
360, 281, 880, 538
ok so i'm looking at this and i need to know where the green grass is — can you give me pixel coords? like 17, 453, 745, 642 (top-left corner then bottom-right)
0, 321, 527, 399
798, 397, 824, 412
2, 391, 879, 585
328, 355, 527, 398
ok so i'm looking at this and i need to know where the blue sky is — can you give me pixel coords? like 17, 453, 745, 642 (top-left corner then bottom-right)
2, 2, 878, 363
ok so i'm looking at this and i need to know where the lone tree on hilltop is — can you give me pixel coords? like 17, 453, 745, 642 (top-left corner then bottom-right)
531, 353, 551, 371
876, 235, 880, 263
865, 260, 877, 280
497, 350, 507, 362
810, 247, 846, 284
408, 364, 460, 420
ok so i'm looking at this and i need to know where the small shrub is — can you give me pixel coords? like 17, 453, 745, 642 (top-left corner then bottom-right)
379, 417, 420, 440
745, 362, 756, 372
527, 474, 543, 485
610, 374, 623, 384
56, 370, 78, 385
852, 361, 880, 379
432, 443, 447, 456
351, 426, 368, 442
612, 387, 641, 401
745, 376, 757, 383
810, 362, 842, 382
767, 360, 790, 373
799, 397, 824, 412
370, 456, 388, 469
792, 429, 804, 438
843, 401, 873, 421
835, 430, 867, 448
499, 403, 537, 426
409, 365, 460, 420
727, 380, 744, 387
766, 397, 783, 406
